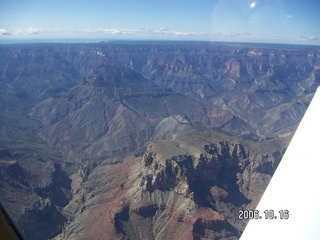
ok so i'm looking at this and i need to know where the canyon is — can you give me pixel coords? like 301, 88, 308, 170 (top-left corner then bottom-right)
0, 41, 319, 239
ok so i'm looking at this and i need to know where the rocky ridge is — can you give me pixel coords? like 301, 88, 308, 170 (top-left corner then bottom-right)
56, 131, 289, 240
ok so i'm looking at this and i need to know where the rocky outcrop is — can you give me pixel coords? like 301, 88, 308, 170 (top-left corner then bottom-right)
136, 132, 287, 233
56, 131, 289, 240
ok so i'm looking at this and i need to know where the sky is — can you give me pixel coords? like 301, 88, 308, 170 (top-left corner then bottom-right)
0, 0, 320, 45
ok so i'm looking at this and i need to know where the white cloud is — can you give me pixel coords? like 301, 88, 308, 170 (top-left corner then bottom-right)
0, 29, 11, 35
0, 27, 270, 42
208, 31, 293, 44
298, 36, 320, 41
173, 31, 197, 36
70, 27, 203, 38
217, 31, 253, 37
2, 26, 319, 45
25, 27, 42, 34
0, 27, 42, 35
152, 28, 199, 37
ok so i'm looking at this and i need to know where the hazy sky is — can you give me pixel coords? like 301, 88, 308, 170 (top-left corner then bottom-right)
1, 0, 320, 44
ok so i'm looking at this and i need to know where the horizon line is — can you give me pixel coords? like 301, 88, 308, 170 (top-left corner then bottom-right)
1, 38, 320, 47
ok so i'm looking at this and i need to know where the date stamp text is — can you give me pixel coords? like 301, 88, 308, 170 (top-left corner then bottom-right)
238, 209, 289, 220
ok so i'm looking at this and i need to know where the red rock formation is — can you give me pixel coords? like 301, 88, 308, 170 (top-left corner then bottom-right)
58, 131, 288, 240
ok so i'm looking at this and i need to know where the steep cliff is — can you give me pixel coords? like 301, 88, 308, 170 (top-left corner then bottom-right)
57, 131, 289, 240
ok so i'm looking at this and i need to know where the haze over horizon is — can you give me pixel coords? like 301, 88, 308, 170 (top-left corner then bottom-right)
1, 0, 320, 45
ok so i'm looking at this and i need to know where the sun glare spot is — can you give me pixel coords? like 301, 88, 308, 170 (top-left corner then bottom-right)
250, 2, 256, 9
